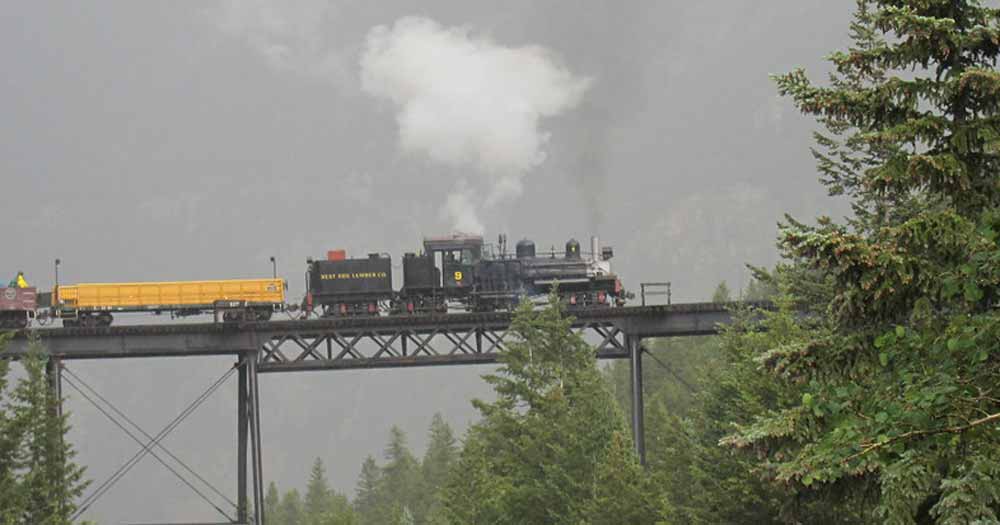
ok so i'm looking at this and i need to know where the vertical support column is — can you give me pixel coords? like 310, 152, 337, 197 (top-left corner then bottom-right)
45, 357, 63, 418
237, 354, 249, 524
45, 356, 65, 518
627, 335, 646, 465
247, 349, 266, 525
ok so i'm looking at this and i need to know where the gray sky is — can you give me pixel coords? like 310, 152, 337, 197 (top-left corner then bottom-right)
1, 1, 854, 522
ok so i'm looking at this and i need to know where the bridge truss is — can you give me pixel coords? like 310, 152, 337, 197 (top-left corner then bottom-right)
4, 302, 762, 525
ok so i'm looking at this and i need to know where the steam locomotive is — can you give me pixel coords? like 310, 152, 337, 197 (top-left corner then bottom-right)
0, 233, 626, 328
304, 234, 624, 316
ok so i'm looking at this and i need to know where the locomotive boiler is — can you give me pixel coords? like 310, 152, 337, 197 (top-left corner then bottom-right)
307, 234, 624, 317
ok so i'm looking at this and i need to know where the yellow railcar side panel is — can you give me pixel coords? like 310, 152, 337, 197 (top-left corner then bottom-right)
58, 285, 79, 306
61, 279, 284, 308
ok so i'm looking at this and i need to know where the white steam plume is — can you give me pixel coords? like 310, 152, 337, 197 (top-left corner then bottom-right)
443, 183, 485, 236
360, 17, 590, 233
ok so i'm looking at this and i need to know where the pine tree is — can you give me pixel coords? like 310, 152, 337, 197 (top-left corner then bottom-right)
279, 489, 304, 525
353, 455, 380, 525
711, 281, 732, 303
265, 481, 283, 525
0, 334, 24, 524
418, 413, 456, 522
442, 296, 666, 523
319, 490, 358, 525
374, 426, 421, 523
305, 457, 332, 523
420, 413, 455, 492
580, 431, 662, 524
725, 1, 1000, 522
1, 335, 88, 524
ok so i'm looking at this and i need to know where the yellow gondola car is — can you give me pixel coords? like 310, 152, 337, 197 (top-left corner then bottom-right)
55, 278, 285, 327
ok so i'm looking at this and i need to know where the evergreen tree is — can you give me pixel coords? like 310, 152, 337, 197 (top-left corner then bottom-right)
685, 291, 869, 524
579, 431, 662, 524
300, 457, 357, 525
374, 426, 421, 524
725, 1, 1000, 522
711, 281, 732, 303
0, 335, 88, 524
420, 413, 456, 492
442, 296, 666, 523
605, 281, 845, 523
353, 455, 380, 525
279, 489, 304, 525
418, 413, 457, 523
0, 334, 23, 524
305, 457, 332, 523
265, 481, 283, 525
319, 490, 358, 525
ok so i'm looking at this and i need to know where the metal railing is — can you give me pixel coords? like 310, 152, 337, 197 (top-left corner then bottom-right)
640, 282, 671, 306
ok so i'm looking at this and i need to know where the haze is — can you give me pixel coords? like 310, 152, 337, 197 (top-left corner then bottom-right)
1, 2, 852, 522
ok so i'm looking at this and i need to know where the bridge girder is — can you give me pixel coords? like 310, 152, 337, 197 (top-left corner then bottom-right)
0, 300, 771, 522
3, 302, 760, 364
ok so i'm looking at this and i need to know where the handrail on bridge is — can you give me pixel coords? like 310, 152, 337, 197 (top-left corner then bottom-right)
640, 282, 671, 306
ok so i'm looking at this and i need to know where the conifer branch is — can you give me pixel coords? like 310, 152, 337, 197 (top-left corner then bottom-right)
847, 412, 1000, 461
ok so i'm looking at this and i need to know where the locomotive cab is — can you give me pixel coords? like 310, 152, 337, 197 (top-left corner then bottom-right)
422, 235, 483, 291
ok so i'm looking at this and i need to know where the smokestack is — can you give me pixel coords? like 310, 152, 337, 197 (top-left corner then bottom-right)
591, 236, 599, 261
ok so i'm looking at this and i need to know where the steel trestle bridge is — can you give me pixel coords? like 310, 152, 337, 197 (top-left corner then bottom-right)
4, 301, 766, 525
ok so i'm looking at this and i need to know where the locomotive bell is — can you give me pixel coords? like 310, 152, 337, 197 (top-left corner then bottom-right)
565, 238, 581, 259
516, 239, 536, 258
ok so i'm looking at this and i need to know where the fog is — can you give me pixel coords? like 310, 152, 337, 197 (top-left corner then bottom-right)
1, 2, 853, 522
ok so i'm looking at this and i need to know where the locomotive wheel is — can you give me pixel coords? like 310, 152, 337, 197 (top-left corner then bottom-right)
97, 313, 114, 327
62, 319, 79, 328
255, 309, 272, 321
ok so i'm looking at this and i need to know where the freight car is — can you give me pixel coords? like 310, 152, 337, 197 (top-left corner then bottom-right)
0, 287, 37, 329
54, 278, 286, 327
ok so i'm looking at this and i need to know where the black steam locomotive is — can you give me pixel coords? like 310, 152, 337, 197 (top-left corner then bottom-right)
304, 234, 624, 316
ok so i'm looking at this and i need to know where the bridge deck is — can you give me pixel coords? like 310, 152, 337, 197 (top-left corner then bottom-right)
1, 302, 770, 368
